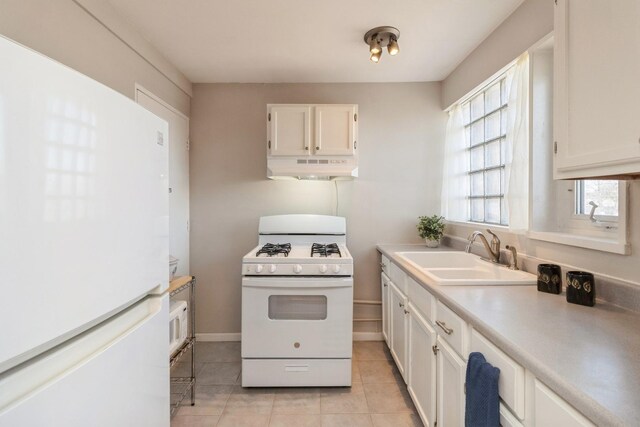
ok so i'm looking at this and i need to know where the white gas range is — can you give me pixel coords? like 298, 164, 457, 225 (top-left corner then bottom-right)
241, 215, 353, 387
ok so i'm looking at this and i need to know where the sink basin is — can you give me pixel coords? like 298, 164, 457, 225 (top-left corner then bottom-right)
396, 251, 536, 286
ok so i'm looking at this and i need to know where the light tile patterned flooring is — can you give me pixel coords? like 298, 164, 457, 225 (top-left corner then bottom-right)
171, 341, 422, 427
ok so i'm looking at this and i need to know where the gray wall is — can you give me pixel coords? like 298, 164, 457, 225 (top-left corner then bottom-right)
0, 0, 191, 116
190, 83, 446, 335
441, 0, 554, 109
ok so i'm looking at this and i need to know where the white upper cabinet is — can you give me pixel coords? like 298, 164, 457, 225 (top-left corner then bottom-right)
554, 0, 640, 179
268, 104, 357, 157
314, 105, 356, 156
268, 105, 312, 156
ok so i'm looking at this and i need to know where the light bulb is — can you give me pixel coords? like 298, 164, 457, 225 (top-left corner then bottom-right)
388, 37, 399, 56
370, 51, 381, 63
369, 38, 381, 54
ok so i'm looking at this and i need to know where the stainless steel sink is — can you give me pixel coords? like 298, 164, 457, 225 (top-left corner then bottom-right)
396, 251, 536, 286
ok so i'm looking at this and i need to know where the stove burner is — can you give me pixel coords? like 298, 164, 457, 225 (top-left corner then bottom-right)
256, 243, 291, 257
311, 243, 342, 258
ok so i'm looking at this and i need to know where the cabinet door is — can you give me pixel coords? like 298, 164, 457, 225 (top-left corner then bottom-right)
534, 380, 595, 427
381, 273, 390, 345
314, 105, 356, 156
436, 337, 466, 427
554, 0, 640, 178
389, 281, 408, 380
269, 105, 311, 156
408, 304, 437, 427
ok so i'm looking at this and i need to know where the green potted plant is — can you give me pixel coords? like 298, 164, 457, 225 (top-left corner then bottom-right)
417, 215, 446, 248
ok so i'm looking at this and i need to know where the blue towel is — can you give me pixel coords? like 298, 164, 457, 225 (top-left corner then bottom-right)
465, 352, 500, 427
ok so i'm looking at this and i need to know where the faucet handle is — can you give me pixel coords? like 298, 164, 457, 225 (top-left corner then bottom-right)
486, 228, 499, 242
486, 229, 500, 252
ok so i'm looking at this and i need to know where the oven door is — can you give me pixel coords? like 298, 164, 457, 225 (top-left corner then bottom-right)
242, 277, 353, 359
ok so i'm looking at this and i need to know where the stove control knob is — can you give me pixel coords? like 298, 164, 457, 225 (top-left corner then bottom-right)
294, 264, 303, 274
269, 264, 277, 273
333, 265, 341, 274
255, 264, 264, 273
319, 265, 328, 274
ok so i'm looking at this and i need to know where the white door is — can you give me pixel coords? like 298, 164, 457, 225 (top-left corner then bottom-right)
1, 37, 168, 373
137, 88, 190, 276
437, 337, 466, 427
408, 303, 437, 427
534, 380, 595, 427
241, 277, 353, 358
314, 105, 356, 155
269, 105, 311, 156
389, 281, 408, 380
0, 296, 169, 427
554, 0, 640, 178
381, 273, 390, 345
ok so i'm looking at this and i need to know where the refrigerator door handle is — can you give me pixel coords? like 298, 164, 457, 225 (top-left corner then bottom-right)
0, 295, 163, 413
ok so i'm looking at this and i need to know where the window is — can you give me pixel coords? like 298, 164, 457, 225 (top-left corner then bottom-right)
461, 76, 510, 225
575, 180, 619, 219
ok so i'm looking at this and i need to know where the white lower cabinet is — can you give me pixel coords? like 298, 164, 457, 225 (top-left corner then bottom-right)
407, 303, 437, 427
381, 273, 391, 345
389, 280, 408, 380
436, 337, 466, 427
534, 380, 595, 427
379, 258, 596, 427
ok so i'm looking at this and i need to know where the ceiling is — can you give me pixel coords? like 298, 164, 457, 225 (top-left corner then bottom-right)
106, 0, 524, 83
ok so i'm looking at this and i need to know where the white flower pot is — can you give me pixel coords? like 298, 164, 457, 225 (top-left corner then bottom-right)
425, 238, 440, 248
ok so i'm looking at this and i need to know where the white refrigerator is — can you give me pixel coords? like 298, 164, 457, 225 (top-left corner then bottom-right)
0, 35, 170, 426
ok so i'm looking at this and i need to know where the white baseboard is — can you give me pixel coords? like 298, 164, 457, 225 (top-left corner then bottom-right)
196, 333, 241, 342
353, 332, 383, 341
197, 332, 382, 342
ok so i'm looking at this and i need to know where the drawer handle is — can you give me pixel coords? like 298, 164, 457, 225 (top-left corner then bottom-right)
436, 320, 454, 335
399, 302, 404, 308
404, 309, 409, 314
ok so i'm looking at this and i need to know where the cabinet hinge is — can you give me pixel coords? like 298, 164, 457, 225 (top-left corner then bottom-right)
354, 141, 357, 149
268, 140, 271, 149
554, 141, 558, 154
354, 113, 357, 122
268, 113, 271, 121
432, 344, 439, 355
186, 139, 190, 151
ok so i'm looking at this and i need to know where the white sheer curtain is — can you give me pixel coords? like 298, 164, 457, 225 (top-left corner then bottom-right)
504, 53, 530, 232
440, 105, 469, 222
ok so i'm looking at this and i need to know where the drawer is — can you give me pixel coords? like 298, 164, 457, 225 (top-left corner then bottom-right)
380, 254, 390, 275
434, 301, 467, 357
471, 329, 525, 420
242, 358, 352, 387
389, 261, 407, 294
407, 276, 435, 324
500, 403, 524, 427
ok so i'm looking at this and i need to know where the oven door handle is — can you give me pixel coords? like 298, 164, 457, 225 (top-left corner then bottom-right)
243, 283, 352, 289
242, 278, 352, 289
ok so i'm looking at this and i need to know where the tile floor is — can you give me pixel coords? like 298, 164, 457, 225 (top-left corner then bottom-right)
170, 341, 422, 427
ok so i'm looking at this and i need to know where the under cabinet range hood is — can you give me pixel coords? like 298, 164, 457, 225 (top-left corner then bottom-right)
267, 157, 358, 180
266, 104, 359, 180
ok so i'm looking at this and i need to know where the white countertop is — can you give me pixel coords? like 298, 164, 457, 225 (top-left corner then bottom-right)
377, 244, 640, 427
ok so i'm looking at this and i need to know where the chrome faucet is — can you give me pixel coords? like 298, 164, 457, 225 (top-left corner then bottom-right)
465, 229, 501, 263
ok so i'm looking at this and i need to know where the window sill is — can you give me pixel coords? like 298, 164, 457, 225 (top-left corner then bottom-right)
526, 230, 630, 255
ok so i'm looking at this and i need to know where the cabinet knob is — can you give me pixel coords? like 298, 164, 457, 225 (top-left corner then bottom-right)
399, 302, 404, 308
404, 309, 409, 314
315, 146, 320, 150
305, 146, 309, 150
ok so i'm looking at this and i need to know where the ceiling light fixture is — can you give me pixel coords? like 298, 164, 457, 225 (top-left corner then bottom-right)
364, 26, 400, 63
